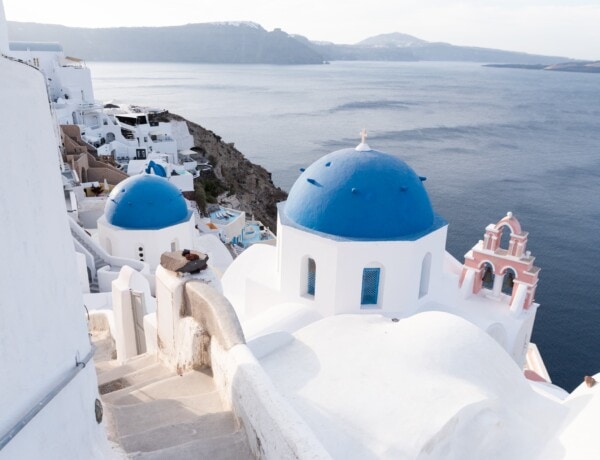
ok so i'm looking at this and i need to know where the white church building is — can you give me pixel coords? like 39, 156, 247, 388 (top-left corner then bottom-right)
223, 139, 541, 370
94, 172, 232, 276
97, 173, 195, 270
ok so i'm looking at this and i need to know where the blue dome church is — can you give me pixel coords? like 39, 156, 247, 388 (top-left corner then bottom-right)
223, 137, 449, 319
97, 173, 195, 270
223, 135, 542, 372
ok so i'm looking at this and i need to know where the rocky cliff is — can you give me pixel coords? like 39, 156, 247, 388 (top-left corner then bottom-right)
164, 113, 287, 232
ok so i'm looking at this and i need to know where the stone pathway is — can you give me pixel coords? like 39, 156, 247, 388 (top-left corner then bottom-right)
92, 331, 254, 459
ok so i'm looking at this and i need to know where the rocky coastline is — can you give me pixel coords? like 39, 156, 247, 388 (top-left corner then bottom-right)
163, 112, 288, 232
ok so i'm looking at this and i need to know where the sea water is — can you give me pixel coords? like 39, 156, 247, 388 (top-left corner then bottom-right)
89, 61, 600, 391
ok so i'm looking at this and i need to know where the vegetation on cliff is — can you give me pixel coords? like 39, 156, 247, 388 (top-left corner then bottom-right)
163, 113, 287, 232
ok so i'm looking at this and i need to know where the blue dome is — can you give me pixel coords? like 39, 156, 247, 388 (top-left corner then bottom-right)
105, 174, 191, 230
284, 147, 439, 239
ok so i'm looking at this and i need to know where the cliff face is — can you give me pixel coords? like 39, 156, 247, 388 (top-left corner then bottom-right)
166, 113, 287, 232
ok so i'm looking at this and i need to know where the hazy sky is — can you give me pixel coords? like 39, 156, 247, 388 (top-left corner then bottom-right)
4, 0, 600, 60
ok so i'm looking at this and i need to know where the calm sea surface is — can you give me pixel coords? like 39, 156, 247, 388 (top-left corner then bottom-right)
89, 61, 600, 391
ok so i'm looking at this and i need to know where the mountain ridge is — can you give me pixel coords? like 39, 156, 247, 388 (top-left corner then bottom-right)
8, 20, 572, 65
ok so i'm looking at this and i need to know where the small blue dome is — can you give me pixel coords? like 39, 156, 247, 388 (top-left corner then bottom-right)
105, 174, 191, 230
284, 147, 438, 239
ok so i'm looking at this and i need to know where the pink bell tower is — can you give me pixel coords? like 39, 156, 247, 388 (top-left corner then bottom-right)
459, 212, 540, 314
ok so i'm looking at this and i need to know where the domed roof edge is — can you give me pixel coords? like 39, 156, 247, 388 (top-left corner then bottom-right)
278, 202, 447, 242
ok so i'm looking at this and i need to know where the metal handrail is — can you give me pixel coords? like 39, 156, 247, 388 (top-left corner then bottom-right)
0, 344, 96, 450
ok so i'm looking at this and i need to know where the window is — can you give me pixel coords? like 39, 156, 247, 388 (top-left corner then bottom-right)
361, 268, 380, 306
116, 115, 137, 127
307, 258, 316, 296
419, 253, 432, 298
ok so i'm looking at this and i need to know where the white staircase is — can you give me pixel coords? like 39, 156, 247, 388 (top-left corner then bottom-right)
92, 331, 254, 459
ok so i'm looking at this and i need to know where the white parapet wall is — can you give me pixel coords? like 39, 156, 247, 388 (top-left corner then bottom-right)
181, 281, 331, 459
155, 266, 210, 371
153, 264, 331, 458
211, 340, 332, 460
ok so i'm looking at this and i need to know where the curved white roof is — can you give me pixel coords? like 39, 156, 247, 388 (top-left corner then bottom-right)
554, 373, 600, 459
259, 311, 564, 459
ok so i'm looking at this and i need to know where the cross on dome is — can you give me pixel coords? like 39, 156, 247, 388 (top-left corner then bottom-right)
360, 128, 368, 143
356, 128, 371, 152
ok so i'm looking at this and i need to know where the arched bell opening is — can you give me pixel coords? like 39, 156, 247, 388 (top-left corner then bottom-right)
481, 262, 495, 290
502, 268, 517, 295
499, 224, 512, 251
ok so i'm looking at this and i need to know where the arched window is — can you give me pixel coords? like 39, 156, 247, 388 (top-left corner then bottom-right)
419, 253, 432, 298
307, 258, 316, 296
361, 267, 381, 307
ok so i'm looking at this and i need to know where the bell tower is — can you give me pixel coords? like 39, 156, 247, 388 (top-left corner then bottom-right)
459, 212, 540, 314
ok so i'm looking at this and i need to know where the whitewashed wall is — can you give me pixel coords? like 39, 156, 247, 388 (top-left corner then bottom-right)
0, 56, 109, 458
97, 215, 196, 270
277, 221, 448, 317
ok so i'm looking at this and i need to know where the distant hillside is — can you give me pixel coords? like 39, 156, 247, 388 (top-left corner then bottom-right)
298, 34, 569, 65
486, 61, 600, 74
357, 32, 427, 47
7, 21, 324, 64
8, 21, 571, 65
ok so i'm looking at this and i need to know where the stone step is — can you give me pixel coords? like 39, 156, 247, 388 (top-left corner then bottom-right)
132, 430, 255, 460
109, 394, 226, 437
93, 335, 116, 364
100, 363, 175, 395
97, 353, 157, 379
107, 369, 217, 405
102, 374, 181, 404
98, 354, 166, 386
118, 411, 238, 454
95, 359, 120, 375
113, 389, 223, 412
